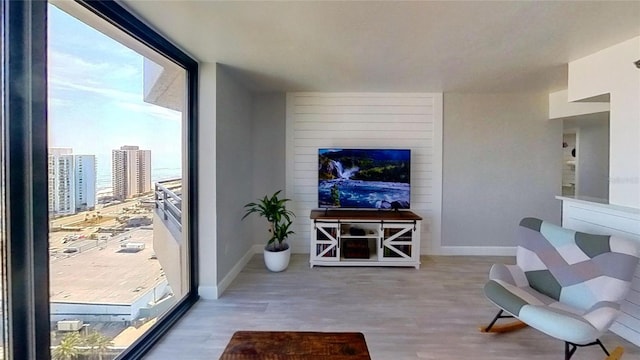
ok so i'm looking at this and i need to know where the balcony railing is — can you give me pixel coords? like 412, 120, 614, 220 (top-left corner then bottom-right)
154, 179, 182, 232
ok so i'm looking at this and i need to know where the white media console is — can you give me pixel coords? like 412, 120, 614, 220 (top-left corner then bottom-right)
309, 209, 422, 268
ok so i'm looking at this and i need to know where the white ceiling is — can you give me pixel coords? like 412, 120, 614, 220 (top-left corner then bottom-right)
120, 1, 640, 93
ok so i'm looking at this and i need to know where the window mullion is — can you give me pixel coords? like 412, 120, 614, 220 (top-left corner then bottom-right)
3, 0, 50, 359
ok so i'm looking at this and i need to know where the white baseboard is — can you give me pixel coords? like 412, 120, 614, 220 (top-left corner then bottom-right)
430, 246, 516, 256
205, 245, 262, 299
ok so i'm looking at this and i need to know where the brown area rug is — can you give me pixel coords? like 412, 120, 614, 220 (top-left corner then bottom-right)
219, 331, 371, 360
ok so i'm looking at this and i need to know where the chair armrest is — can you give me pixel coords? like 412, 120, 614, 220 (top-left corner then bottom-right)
489, 264, 528, 287
583, 301, 622, 332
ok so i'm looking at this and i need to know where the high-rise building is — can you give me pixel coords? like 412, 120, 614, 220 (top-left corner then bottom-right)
48, 148, 75, 216
74, 155, 97, 212
112, 145, 152, 199
48, 148, 98, 216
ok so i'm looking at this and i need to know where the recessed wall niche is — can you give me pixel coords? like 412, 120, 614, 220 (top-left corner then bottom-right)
562, 113, 610, 200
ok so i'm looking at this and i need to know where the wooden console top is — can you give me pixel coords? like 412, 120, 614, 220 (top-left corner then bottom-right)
310, 209, 422, 221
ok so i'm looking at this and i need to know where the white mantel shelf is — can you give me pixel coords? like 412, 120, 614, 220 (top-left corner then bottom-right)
556, 195, 640, 215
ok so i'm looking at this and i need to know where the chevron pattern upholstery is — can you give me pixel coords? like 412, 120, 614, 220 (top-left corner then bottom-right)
484, 217, 639, 345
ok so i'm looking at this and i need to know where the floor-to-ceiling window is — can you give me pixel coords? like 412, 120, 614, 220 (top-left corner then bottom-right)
2, 1, 198, 359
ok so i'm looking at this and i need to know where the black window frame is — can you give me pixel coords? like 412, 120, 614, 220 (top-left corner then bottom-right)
2, 0, 199, 359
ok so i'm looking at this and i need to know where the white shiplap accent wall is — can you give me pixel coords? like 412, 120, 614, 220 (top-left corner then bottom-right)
286, 92, 443, 254
558, 196, 640, 346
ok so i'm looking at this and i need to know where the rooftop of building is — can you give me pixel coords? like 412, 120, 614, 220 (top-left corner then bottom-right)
50, 227, 164, 304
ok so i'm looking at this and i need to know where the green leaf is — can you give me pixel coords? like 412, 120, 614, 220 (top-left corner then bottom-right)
242, 190, 296, 245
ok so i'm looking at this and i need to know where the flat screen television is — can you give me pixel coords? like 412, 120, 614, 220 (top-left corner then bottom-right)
318, 148, 411, 210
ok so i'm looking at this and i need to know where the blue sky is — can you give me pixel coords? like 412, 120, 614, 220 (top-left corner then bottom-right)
47, 4, 182, 187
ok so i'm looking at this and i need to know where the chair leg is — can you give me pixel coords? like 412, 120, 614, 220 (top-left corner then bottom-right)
480, 309, 527, 333
565, 342, 577, 360
565, 339, 612, 360
596, 339, 610, 356
484, 310, 504, 332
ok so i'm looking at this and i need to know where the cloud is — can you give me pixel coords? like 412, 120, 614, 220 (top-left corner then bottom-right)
50, 75, 141, 103
48, 49, 141, 95
48, 49, 180, 125
48, 49, 111, 75
117, 102, 181, 122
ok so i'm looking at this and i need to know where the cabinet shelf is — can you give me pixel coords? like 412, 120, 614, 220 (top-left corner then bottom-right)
340, 254, 376, 261
339, 235, 378, 239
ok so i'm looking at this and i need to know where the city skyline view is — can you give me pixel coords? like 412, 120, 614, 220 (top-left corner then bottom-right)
47, 4, 182, 190
50, 145, 177, 191
44, 3, 189, 357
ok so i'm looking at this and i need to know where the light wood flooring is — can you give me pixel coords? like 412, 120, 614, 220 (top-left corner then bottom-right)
143, 254, 640, 359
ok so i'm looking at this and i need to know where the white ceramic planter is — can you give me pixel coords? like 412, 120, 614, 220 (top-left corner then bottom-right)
264, 245, 291, 272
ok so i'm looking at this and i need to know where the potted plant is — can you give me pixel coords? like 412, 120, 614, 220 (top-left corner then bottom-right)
242, 190, 295, 272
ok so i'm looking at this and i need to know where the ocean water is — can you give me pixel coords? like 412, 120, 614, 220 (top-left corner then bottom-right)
96, 167, 182, 190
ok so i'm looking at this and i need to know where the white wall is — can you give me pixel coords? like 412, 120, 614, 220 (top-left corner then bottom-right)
216, 65, 255, 284
575, 117, 609, 199
250, 93, 287, 246
286, 92, 443, 254
442, 93, 562, 252
548, 89, 609, 119
198, 67, 287, 298
568, 36, 640, 208
197, 63, 218, 299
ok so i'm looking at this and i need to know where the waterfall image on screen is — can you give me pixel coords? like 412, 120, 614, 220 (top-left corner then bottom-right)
318, 148, 411, 209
